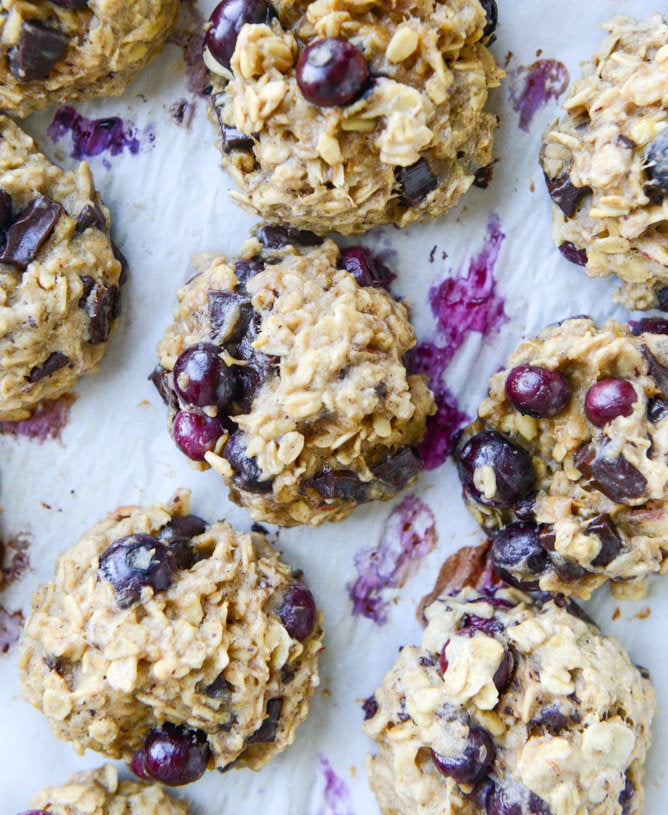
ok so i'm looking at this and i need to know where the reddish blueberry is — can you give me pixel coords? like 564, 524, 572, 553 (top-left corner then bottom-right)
584, 379, 637, 426
431, 726, 495, 785
296, 37, 369, 107
505, 365, 571, 417
456, 430, 534, 508
173, 410, 225, 461
173, 342, 235, 408
142, 723, 211, 786
205, 0, 274, 70
279, 582, 317, 640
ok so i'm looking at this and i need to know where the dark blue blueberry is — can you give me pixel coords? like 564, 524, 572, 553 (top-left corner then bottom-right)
431, 726, 495, 786
205, 0, 274, 71
99, 534, 174, 608
142, 723, 210, 786
279, 582, 317, 640
296, 37, 369, 107
505, 365, 571, 417
457, 430, 534, 508
492, 522, 550, 589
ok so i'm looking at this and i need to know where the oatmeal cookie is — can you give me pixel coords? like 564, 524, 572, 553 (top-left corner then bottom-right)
0, 0, 179, 117
19, 490, 323, 787
540, 15, 668, 310
364, 587, 655, 815
0, 115, 123, 421
454, 317, 668, 599
204, 0, 504, 235
23, 764, 188, 815
152, 228, 435, 527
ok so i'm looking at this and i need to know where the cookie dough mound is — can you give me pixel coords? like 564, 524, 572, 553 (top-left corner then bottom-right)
0, 116, 123, 421
153, 229, 435, 526
205, 0, 504, 235
540, 15, 668, 310
19, 490, 323, 786
364, 588, 655, 815
0, 0, 179, 117
454, 317, 668, 599
25, 764, 187, 815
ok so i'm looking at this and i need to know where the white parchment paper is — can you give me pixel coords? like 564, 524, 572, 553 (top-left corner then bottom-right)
1, 1, 666, 812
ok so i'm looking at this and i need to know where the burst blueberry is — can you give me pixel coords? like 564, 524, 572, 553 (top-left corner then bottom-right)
99, 534, 174, 608
296, 38, 369, 107
457, 430, 534, 507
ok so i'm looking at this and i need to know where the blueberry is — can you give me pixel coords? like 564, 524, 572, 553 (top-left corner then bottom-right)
141, 723, 210, 786
173, 343, 235, 408
296, 37, 369, 107
431, 726, 495, 786
631, 317, 668, 336
278, 582, 317, 640
222, 430, 273, 492
173, 410, 225, 461
371, 447, 422, 491
338, 246, 393, 288
99, 534, 174, 608
479, 0, 498, 37
584, 379, 637, 426
647, 396, 668, 423
457, 430, 534, 508
558, 241, 588, 266
485, 783, 551, 815
505, 365, 571, 417
645, 128, 668, 199
207, 291, 253, 343
618, 776, 635, 815
205, 0, 274, 71
304, 469, 372, 503
362, 695, 378, 720
492, 522, 550, 589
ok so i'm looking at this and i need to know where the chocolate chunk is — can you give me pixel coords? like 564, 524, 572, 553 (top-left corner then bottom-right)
305, 469, 372, 503
657, 287, 668, 312
544, 171, 590, 217
550, 552, 589, 582
472, 164, 493, 189
234, 258, 264, 284
208, 290, 253, 343
75, 203, 107, 232
234, 314, 276, 411
0, 190, 12, 229
220, 124, 255, 154
641, 344, 668, 396
79, 279, 118, 344
148, 365, 178, 409
0, 196, 63, 269
371, 447, 422, 490
513, 491, 536, 521
27, 351, 69, 382
647, 396, 668, 423
395, 158, 438, 207
255, 225, 323, 249
545, 592, 597, 627
201, 672, 231, 699
631, 318, 668, 336
573, 442, 647, 504
246, 697, 283, 743
222, 430, 273, 493
558, 241, 588, 266
111, 241, 129, 285
587, 513, 623, 567
8, 20, 70, 82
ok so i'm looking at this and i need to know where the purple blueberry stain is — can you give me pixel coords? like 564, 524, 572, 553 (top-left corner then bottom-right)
348, 495, 437, 625
0, 393, 76, 444
509, 59, 569, 132
0, 605, 23, 653
318, 755, 356, 815
413, 215, 507, 469
169, 0, 211, 98
48, 107, 156, 161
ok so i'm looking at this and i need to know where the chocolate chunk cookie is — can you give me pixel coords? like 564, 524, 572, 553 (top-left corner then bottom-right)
0, 0, 179, 117
153, 230, 435, 526
0, 116, 123, 420
540, 15, 668, 310
22, 765, 188, 815
364, 587, 655, 815
205, 0, 504, 235
19, 490, 323, 786
454, 317, 668, 599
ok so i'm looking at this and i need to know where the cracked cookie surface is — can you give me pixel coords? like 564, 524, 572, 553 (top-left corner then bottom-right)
205, 0, 503, 235
454, 317, 668, 600
0, 0, 179, 117
540, 15, 668, 310
25, 765, 188, 815
364, 588, 655, 815
153, 228, 435, 527
0, 115, 122, 421
19, 490, 323, 785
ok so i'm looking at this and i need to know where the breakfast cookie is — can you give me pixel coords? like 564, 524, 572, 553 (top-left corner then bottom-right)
19, 490, 323, 787
0, 115, 123, 421
0, 0, 179, 117
22, 764, 187, 815
204, 0, 504, 235
152, 228, 435, 527
540, 15, 668, 310
364, 587, 655, 815
454, 317, 668, 599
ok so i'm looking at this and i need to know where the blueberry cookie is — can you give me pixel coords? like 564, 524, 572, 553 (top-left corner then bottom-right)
540, 15, 668, 310
21, 764, 187, 815
204, 0, 504, 235
364, 587, 655, 815
454, 317, 668, 599
152, 228, 435, 526
19, 490, 323, 787
0, 0, 179, 117
0, 115, 123, 421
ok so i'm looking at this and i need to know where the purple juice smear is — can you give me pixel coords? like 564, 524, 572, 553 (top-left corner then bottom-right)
169, 0, 211, 98
414, 215, 507, 469
1, 534, 31, 588
348, 495, 437, 625
0, 394, 75, 443
48, 106, 156, 161
0, 606, 22, 653
509, 59, 569, 132
318, 755, 356, 815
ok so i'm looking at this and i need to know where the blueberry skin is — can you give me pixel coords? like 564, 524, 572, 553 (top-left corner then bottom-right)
99, 534, 175, 608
